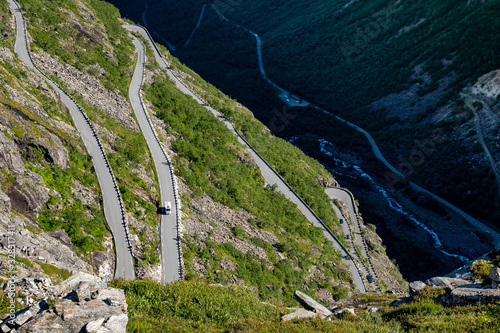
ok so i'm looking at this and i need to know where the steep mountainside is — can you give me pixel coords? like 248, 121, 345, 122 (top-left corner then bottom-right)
3, 0, 500, 331
111, 0, 500, 280
0, 0, 164, 284
0, 0, 405, 316
136, 36, 407, 299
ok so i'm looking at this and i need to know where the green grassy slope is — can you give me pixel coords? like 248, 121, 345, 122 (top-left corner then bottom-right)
113, 278, 500, 333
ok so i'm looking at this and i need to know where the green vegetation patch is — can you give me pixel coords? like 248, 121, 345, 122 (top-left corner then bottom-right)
183, 238, 345, 305
0, 0, 15, 49
35, 261, 72, 284
113, 279, 500, 332
15, 256, 33, 268
28, 146, 109, 255
37, 202, 107, 254
24, 226, 41, 235
112, 279, 281, 332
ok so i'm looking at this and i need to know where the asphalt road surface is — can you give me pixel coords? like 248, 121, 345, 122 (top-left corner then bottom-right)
327, 188, 380, 291
9, 0, 135, 280
127, 34, 182, 283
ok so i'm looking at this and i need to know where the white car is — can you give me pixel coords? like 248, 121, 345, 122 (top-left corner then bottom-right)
165, 201, 172, 215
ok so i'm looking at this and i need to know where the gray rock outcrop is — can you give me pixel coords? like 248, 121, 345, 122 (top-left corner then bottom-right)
490, 267, 500, 289
294, 290, 332, 317
0, 190, 10, 214
409, 281, 427, 296
424, 277, 471, 289
0, 272, 128, 333
409, 276, 477, 297
451, 288, 500, 305
50, 271, 107, 297
73, 281, 92, 302
0, 222, 93, 282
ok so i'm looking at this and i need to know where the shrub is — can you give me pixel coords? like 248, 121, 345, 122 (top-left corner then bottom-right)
470, 259, 494, 281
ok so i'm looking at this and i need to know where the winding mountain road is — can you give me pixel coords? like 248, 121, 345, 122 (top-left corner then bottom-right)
327, 188, 380, 291
126, 24, 367, 292
8, 0, 135, 280
126, 32, 183, 284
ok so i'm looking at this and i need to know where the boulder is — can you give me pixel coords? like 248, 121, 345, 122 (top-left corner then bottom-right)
424, 277, 470, 289
51, 271, 105, 297
281, 309, 322, 321
13, 308, 36, 327
102, 314, 128, 332
409, 281, 427, 295
294, 291, 332, 317
54, 299, 78, 320
489, 267, 500, 289
0, 322, 11, 333
7, 300, 48, 329
46, 229, 75, 253
451, 288, 500, 305
74, 282, 91, 302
